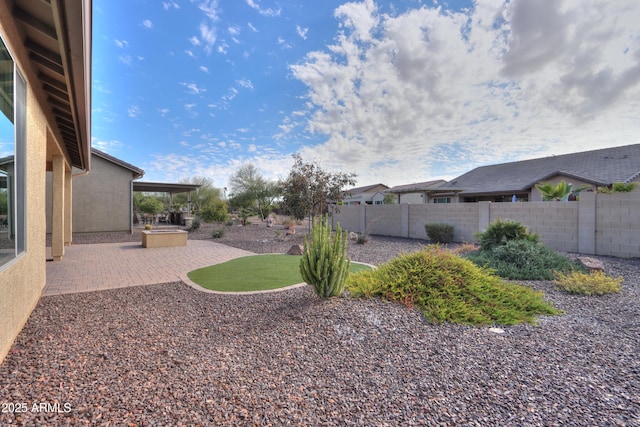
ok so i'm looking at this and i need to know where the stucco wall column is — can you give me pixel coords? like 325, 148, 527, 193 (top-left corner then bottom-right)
64, 171, 72, 246
51, 156, 65, 260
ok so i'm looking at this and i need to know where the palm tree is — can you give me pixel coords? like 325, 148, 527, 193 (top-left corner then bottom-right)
535, 181, 590, 201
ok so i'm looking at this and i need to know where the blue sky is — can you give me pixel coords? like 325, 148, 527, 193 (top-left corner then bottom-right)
92, 0, 640, 189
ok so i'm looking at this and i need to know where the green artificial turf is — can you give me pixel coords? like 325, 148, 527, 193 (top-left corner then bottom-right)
188, 254, 371, 292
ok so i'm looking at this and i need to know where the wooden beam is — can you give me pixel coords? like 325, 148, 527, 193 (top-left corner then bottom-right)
13, 6, 58, 41
26, 39, 62, 67
42, 83, 69, 102
29, 52, 64, 76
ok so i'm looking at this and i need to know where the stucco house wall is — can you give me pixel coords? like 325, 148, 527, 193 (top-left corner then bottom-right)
0, 0, 91, 364
0, 80, 48, 365
46, 152, 141, 233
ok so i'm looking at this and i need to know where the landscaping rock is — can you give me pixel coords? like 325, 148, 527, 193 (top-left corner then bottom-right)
348, 231, 358, 241
287, 244, 304, 255
577, 256, 605, 272
18, 228, 640, 425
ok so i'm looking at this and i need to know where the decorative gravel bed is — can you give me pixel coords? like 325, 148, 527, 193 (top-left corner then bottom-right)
6, 222, 639, 425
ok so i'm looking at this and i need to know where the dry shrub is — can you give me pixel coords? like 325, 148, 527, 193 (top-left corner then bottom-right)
554, 270, 623, 295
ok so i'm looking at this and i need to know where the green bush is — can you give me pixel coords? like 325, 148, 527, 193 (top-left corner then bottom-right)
464, 240, 581, 280
300, 215, 351, 298
347, 247, 560, 325
476, 219, 538, 251
190, 216, 201, 231
211, 228, 225, 238
201, 200, 228, 223
554, 270, 623, 295
425, 223, 454, 243
356, 234, 370, 245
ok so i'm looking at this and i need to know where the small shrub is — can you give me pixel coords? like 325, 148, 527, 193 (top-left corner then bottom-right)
282, 218, 297, 229
476, 219, 539, 251
449, 243, 478, 255
356, 234, 370, 245
347, 247, 560, 325
554, 270, 623, 295
225, 220, 234, 226
300, 215, 351, 298
464, 240, 581, 280
425, 223, 454, 243
597, 182, 638, 193
211, 229, 225, 238
190, 216, 201, 231
144, 224, 152, 230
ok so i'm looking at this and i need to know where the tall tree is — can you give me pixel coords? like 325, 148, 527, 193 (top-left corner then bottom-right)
282, 154, 356, 224
174, 176, 223, 211
228, 164, 281, 220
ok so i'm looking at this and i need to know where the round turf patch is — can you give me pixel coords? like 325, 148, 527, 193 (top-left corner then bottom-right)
187, 254, 371, 292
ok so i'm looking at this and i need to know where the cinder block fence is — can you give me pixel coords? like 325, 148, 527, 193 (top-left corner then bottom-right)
331, 191, 640, 258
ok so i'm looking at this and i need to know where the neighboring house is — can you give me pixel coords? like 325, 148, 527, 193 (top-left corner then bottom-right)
342, 184, 390, 205
1, 0, 92, 363
429, 144, 640, 202
385, 180, 447, 204
46, 148, 144, 233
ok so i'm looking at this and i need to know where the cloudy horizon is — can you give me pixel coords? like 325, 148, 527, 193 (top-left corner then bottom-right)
92, 0, 640, 189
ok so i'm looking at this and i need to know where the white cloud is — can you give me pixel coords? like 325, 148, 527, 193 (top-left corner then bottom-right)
114, 39, 128, 48
229, 25, 241, 36
92, 138, 123, 153
158, 108, 169, 117
246, 0, 281, 17
248, 144, 257, 152
118, 55, 132, 65
141, 19, 153, 29
277, 37, 292, 49
200, 65, 210, 73
287, 0, 640, 186
198, 0, 220, 21
236, 78, 254, 89
296, 25, 309, 40
127, 105, 141, 118
199, 23, 217, 54
181, 82, 206, 94
248, 22, 258, 33
163, 1, 180, 10
189, 36, 201, 46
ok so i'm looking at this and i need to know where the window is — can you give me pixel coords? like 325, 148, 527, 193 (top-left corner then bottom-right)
432, 197, 451, 204
0, 36, 26, 267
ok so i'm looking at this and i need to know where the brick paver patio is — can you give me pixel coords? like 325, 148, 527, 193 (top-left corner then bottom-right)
44, 240, 253, 296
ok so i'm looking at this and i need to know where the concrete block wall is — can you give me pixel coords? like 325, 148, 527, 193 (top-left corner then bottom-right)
364, 204, 404, 237
331, 192, 640, 258
595, 192, 640, 258
490, 202, 579, 253
408, 204, 478, 242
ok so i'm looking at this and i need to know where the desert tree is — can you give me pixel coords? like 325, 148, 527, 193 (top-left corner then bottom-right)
228, 163, 281, 220
281, 154, 356, 226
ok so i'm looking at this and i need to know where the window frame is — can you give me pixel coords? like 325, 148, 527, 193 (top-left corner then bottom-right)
0, 34, 27, 269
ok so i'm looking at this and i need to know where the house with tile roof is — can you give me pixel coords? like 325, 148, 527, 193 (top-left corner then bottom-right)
430, 144, 640, 202
342, 183, 390, 205
385, 179, 448, 204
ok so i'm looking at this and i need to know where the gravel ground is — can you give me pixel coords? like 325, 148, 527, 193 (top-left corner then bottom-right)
4, 219, 639, 426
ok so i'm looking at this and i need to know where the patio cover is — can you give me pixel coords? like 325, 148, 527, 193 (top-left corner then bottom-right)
133, 182, 201, 194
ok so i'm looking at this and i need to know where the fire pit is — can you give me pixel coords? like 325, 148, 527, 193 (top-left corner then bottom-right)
141, 229, 188, 248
